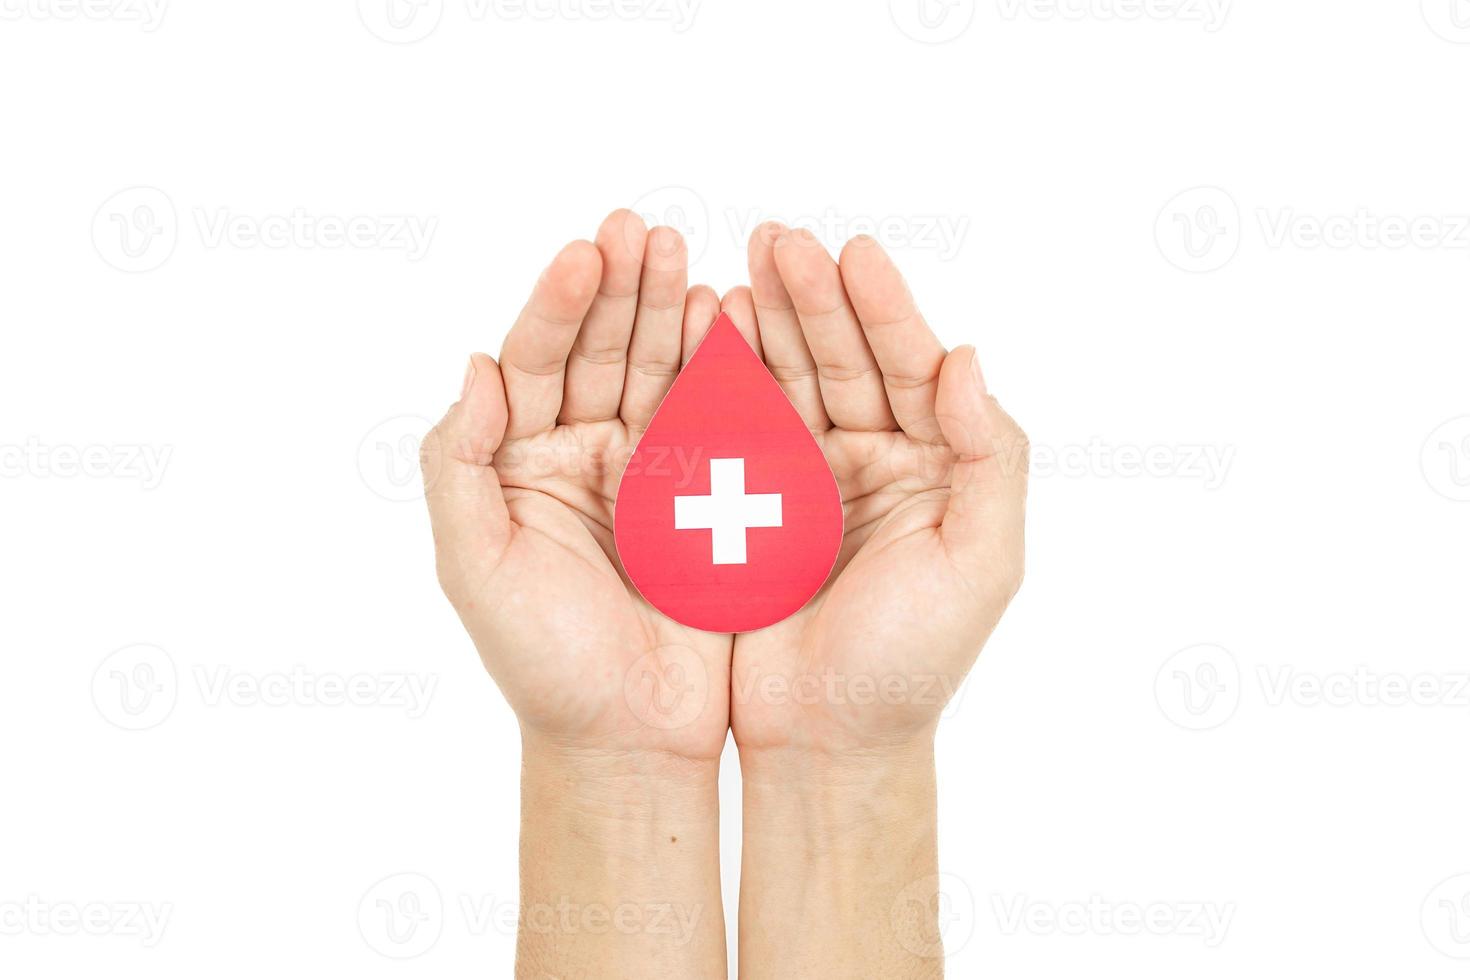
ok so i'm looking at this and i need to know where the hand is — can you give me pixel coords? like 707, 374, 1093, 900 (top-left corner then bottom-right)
420, 211, 732, 978
725, 225, 1029, 755
724, 225, 1028, 978
421, 210, 733, 763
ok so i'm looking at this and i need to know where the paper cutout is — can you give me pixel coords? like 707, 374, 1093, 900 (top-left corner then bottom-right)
614, 313, 843, 633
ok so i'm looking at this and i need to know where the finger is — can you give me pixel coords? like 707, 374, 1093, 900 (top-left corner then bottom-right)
422, 354, 514, 598
560, 210, 647, 423
935, 347, 1028, 594
619, 226, 688, 430
500, 240, 602, 439
747, 223, 829, 432
680, 285, 723, 365
706, 286, 763, 364
773, 228, 895, 432
839, 235, 948, 444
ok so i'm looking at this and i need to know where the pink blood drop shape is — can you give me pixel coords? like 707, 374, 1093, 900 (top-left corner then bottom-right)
614, 313, 843, 633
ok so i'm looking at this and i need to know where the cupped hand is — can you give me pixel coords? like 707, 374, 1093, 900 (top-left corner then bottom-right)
724, 225, 1029, 755
421, 211, 732, 762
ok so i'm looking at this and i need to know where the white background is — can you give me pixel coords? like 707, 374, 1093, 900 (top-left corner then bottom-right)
3, 0, 1469, 976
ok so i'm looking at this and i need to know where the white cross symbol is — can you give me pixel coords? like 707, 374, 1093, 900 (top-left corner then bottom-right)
674, 458, 782, 565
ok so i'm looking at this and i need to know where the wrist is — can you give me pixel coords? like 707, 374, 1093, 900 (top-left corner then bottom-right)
736, 740, 944, 978
517, 734, 726, 977
520, 736, 721, 878
521, 733, 721, 809
738, 738, 938, 852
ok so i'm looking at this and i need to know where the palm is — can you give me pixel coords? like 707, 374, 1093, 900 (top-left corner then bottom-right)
479, 420, 730, 755
733, 429, 990, 750
423, 212, 734, 762
722, 226, 1027, 753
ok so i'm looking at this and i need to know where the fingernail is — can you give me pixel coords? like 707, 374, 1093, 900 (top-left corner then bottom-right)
461, 356, 477, 399
969, 348, 987, 395
650, 227, 682, 256
758, 221, 787, 247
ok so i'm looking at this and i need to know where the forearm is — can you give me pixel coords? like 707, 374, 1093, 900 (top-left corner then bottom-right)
517, 737, 727, 979
737, 740, 943, 979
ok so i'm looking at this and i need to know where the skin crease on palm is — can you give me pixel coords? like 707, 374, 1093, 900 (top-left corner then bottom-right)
421, 208, 1029, 769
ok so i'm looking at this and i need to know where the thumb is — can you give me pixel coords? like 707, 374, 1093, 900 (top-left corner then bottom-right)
934, 345, 1028, 596
421, 353, 514, 598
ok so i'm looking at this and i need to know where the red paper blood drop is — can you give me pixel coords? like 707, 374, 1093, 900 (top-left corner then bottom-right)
614, 313, 843, 633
